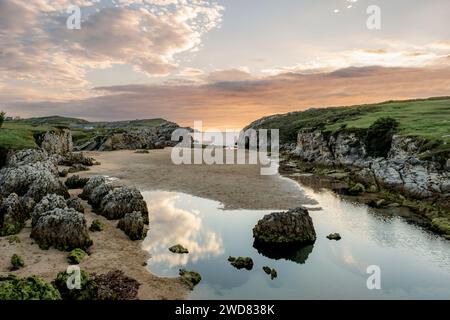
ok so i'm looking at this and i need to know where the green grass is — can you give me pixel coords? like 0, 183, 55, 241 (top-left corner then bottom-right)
0, 123, 55, 150
248, 97, 450, 146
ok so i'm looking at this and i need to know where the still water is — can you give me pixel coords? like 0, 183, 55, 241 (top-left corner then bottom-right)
142, 182, 450, 299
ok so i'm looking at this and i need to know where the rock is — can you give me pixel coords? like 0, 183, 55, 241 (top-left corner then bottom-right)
0, 159, 69, 202
0, 275, 61, 300
92, 270, 140, 300
38, 130, 73, 156
431, 218, 450, 236
228, 257, 254, 270
326, 233, 342, 241
135, 150, 149, 154
368, 199, 386, 208
367, 185, 379, 193
117, 212, 147, 240
79, 176, 107, 200
53, 269, 96, 300
10, 254, 25, 270
263, 266, 277, 280
169, 244, 189, 254
100, 187, 148, 220
179, 269, 202, 289
58, 169, 68, 177
348, 183, 366, 196
31, 208, 92, 251
68, 164, 89, 173
89, 219, 104, 232
0, 193, 27, 236
90, 183, 115, 209
61, 152, 97, 167
6, 149, 49, 167
445, 159, 450, 171
66, 197, 85, 213
31, 194, 68, 227
65, 175, 90, 189
67, 248, 87, 264
253, 207, 316, 246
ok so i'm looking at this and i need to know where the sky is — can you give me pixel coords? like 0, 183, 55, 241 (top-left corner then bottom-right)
1, 0, 450, 129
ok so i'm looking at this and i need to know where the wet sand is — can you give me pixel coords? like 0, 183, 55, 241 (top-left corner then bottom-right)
82, 149, 316, 210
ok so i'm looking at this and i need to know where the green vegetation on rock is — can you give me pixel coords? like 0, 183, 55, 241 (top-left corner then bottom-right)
179, 269, 202, 289
169, 244, 189, 254
89, 219, 104, 232
67, 248, 87, 264
0, 275, 61, 300
10, 254, 25, 270
431, 218, 450, 237
53, 269, 97, 300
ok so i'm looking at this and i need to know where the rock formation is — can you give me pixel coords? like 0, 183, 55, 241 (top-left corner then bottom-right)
117, 212, 147, 240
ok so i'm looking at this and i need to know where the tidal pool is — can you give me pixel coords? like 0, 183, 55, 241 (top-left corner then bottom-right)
142, 184, 450, 299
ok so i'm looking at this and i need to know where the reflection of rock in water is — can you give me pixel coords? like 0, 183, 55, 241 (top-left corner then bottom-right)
253, 241, 314, 264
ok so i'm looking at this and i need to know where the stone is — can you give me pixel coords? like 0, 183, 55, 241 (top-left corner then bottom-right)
253, 207, 316, 246
326, 233, 342, 241
66, 197, 85, 213
348, 183, 366, 196
263, 266, 278, 280
228, 257, 254, 270
117, 212, 147, 240
67, 248, 87, 264
89, 219, 104, 232
0, 159, 69, 202
31, 194, 68, 227
6, 149, 49, 167
100, 187, 148, 220
90, 183, 115, 209
31, 208, 92, 251
179, 269, 201, 289
39, 130, 73, 156
65, 175, 90, 189
0, 193, 27, 236
79, 176, 107, 200
61, 152, 97, 167
169, 244, 189, 254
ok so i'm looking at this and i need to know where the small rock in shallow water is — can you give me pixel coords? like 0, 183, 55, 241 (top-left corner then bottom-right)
229, 257, 254, 270
179, 269, 201, 289
169, 244, 189, 254
327, 233, 342, 241
262, 266, 277, 280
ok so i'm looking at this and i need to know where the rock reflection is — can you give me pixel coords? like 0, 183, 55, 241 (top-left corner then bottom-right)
253, 241, 314, 264
142, 192, 224, 271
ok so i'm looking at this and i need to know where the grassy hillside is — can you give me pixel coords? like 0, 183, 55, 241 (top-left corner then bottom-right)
247, 97, 450, 146
0, 116, 169, 151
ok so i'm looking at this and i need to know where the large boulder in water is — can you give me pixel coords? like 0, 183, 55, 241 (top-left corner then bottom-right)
253, 207, 316, 246
117, 212, 147, 240
0, 193, 27, 236
100, 187, 148, 220
31, 194, 68, 227
31, 208, 92, 251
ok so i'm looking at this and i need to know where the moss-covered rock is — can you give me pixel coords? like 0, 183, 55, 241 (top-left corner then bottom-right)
348, 183, 366, 196
169, 244, 189, 254
53, 269, 97, 300
326, 233, 342, 241
65, 175, 90, 189
67, 248, 87, 265
10, 254, 25, 270
0, 275, 61, 300
179, 269, 201, 290
262, 266, 277, 280
117, 212, 146, 241
228, 257, 254, 270
431, 218, 450, 236
89, 219, 104, 232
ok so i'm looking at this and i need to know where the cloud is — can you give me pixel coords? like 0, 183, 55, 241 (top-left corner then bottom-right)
4, 66, 450, 129
0, 0, 224, 87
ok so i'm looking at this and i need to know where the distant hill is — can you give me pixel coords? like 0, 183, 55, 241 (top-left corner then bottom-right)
0, 116, 171, 150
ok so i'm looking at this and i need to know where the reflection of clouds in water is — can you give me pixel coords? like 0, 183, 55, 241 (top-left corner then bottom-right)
142, 192, 224, 268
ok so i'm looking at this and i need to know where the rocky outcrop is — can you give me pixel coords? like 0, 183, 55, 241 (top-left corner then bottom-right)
228, 257, 254, 270
253, 207, 316, 246
38, 129, 73, 156
31, 194, 68, 227
6, 149, 50, 167
293, 132, 450, 209
75, 122, 182, 151
65, 175, 90, 189
90, 183, 115, 209
30, 207, 92, 250
0, 193, 27, 236
117, 212, 146, 240
100, 187, 148, 220
66, 197, 85, 213
0, 156, 69, 203
79, 176, 107, 200
169, 244, 189, 254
